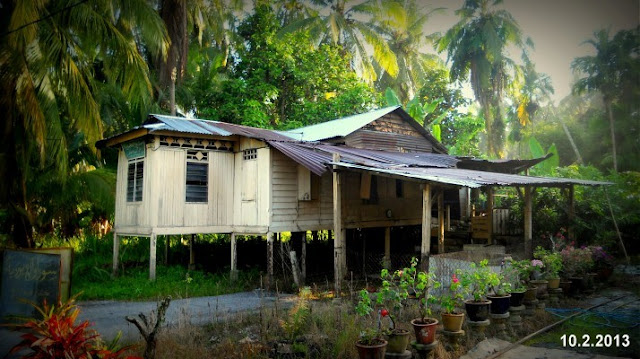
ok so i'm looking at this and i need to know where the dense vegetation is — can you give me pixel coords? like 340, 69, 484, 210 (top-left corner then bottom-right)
1, 1, 638, 272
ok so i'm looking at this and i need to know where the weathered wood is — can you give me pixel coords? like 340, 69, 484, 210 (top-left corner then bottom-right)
126, 296, 171, 359
301, 233, 307, 283
150, 234, 157, 281
421, 184, 432, 271
289, 251, 301, 287
446, 204, 451, 231
266, 232, 274, 288
189, 234, 195, 270
360, 173, 372, 199
230, 233, 237, 281
333, 153, 343, 297
384, 227, 391, 269
524, 186, 533, 258
297, 166, 312, 200
438, 191, 445, 254
112, 232, 119, 277
487, 187, 494, 244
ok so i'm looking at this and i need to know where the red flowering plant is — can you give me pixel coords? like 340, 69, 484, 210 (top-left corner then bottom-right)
439, 274, 465, 314
375, 268, 409, 334
7, 295, 140, 359
356, 289, 389, 345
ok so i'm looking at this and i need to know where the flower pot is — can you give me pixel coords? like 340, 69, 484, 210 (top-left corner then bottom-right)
524, 286, 537, 301
509, 290, 525, 307
464, 300, 491, 322
559, 280, 572, 295
530, 280, 548, 298
355, 339, 387, 359
441, 312, 465, 332
385, 329, 410, 354
411, 318, 438, 344
547, 278, 560, 289
487, 294, 511, 314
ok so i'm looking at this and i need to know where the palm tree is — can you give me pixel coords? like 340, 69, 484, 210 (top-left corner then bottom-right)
512, 58, 554, 127
438, 0, 525, 158
373, 0, 443, 103
280, 0, 398, 83
0, 0, 168, 246
571, 27, 639, 172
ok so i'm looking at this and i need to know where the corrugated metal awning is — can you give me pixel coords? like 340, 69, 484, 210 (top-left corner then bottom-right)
330, 162, 612, 188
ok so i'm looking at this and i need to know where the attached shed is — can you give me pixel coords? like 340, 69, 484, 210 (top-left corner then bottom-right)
97, 106, 609, 292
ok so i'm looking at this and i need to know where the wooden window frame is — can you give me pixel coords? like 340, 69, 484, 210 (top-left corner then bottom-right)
126, 158, 144, 202
185, 150, 208, 203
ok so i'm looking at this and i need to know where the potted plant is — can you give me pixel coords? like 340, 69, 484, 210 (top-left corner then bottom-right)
590, 246, 614, 281
457, 259, 499, 322
535, 247, 563, 289
397, 257, 441, 345
375, 269, 410, 354
487, 277, 511, 314
439, 273, 466, 332
355, 289, 387, 359
561, 245, 594, 294
504, 259, 528, 307
529, 259, 548, 297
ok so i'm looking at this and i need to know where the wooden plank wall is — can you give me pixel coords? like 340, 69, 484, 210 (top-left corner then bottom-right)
115, 149, 149, 228
233, 138, 271, 229
270, 150, 333, 232
345, 113, 434, 152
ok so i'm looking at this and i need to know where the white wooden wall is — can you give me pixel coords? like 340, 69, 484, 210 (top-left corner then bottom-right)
233, 138, 271, 231
270, 150, 333, 232
115, 148, 150, 230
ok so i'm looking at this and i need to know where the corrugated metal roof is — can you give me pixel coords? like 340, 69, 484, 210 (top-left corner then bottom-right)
145, 114, 294, 141
284, 106, 400, 141
331, 162, 611, 188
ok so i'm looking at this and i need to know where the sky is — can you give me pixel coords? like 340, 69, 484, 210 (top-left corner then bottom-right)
424, 0, 640, 103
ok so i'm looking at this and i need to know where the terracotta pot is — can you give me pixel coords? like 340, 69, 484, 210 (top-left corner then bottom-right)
524, 286, 537, 301
568, 276, 585, 296
441, 312, 465, 332
487, 294, 511, 314
385, 329, 410, 354
355, 339, 387, 359
596, 267, 613, 281
411, 318, 438, 344
547, 278, 561, 289
509, 290, 525, 307
464, 300, 491, 322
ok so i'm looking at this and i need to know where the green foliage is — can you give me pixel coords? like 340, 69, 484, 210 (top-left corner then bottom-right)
534, 246, 563, 278
280, 291, 311, 341
396, 257, 440, 320
439, 274, 465, 314
528, 137, 559, 175
456, 259, 500, 302
193, 4, 379, 129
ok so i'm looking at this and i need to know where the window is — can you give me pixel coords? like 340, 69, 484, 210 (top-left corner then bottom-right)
186, 151, 208, 203
243, 148, 257, 160
396, 179, 404, 198
126, 159, 144, 202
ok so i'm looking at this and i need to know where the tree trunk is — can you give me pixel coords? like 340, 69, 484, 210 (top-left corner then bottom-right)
605, 99, 617, 172
126, 296, 172, 359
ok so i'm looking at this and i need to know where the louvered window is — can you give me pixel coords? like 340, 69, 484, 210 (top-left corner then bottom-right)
186, 151, 208, 203
126, 160, 144, 202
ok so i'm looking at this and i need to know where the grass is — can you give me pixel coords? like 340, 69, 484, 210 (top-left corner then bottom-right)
37, 233, 261, 301
73, 265, 259, 301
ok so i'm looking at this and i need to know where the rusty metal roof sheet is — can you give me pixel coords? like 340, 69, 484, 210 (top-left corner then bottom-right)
146, 114, 294, 141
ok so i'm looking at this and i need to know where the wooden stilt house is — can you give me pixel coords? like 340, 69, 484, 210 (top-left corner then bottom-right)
97, 106, 608, 290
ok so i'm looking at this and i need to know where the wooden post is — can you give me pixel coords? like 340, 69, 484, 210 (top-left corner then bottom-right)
332, 153, 344, 297
112, 233, 120, 277
150, 234, 157, 281
301, 232, 307, 284
524, 186, 533, 258
189, 234, 195, 270
568, 185, 575, 241
384, 227, 391, 269
487, 187, 494, 244
446, 205, 451, 231
266, 232, 274, 288
289, 251, 301, 287
230, 233, 238, 281
164, 235, 169, 265
438, 190, 445, 254
421, 183, 432, 271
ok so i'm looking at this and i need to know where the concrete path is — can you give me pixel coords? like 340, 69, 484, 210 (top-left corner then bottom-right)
0, 290, 293, 357
462, 338, 628, 359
